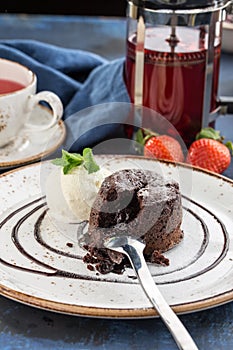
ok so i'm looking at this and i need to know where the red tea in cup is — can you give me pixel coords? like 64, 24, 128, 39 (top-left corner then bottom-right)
0, 79, 26, 94
0, 58, 63, 147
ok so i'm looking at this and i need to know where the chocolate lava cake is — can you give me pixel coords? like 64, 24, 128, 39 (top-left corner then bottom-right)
82, 169, 183, 274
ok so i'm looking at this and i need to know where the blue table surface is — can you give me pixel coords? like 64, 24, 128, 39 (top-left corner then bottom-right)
0, 13, 233, 350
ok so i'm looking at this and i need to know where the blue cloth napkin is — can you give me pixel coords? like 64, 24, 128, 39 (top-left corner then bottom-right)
0, 39, 130, 151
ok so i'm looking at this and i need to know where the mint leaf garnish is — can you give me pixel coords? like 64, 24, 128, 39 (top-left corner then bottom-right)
52, 158, 66, 167
52, 148, 100, 175
82, 148, 100, 173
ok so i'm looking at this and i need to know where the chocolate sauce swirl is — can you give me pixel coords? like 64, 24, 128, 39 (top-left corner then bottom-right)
0, 194, 229, 285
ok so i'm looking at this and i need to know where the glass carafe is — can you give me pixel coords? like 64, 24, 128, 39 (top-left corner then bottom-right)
124, 0, 232, 145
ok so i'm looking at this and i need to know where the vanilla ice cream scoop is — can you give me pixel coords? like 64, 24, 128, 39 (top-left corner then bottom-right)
46, 167, 78, 222
60, 165, 110, 221
46, 148, 111, 222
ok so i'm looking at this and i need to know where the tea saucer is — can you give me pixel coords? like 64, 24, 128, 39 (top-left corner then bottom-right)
0, 105, 66, 171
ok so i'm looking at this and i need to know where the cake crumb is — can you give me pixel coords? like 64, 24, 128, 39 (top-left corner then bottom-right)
150, 250, 170, 266
87, 264, 95, 271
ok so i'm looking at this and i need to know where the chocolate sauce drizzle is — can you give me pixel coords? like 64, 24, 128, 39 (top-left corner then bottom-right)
34, 209, 84, 260
0, 194, 230, 285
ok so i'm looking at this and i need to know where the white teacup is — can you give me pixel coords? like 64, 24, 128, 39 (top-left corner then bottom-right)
0, 58, 63, 147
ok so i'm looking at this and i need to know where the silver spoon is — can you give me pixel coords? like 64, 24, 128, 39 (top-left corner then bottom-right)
104, 236, 199, 350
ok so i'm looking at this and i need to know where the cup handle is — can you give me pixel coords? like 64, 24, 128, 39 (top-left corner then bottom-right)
25, 91, 63, 130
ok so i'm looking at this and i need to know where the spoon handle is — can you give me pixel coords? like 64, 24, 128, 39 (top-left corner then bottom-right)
122, 239, 199, 350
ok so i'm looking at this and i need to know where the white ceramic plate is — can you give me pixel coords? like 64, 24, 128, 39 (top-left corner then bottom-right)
0, 105, 66, 170
0, 155, 232, 318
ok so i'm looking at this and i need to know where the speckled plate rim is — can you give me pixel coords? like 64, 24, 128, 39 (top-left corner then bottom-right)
0, 157, 233, 319
0, 279, 233, 319
0, 120, 66, 170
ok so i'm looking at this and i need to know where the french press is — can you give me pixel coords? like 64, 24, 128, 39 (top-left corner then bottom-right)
124, 0, 232, 145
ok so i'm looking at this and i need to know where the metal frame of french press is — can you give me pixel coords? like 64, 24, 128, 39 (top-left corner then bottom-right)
127, 0, 233, 127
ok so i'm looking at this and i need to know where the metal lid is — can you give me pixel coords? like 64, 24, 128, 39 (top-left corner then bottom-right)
129, 0, 229, 10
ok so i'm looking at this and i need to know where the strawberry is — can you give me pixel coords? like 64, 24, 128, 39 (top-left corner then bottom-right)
187, 127, 232, 174
136, 129, 184, 162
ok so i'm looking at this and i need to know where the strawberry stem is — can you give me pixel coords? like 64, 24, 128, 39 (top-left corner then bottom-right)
135, 128, 159, 146
195, 127, 233, 155
195, 127, 233, 154
196, 127, 223, 141
225, 141, 233, 154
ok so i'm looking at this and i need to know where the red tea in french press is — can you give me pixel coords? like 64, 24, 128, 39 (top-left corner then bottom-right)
124, 0, 232, 145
